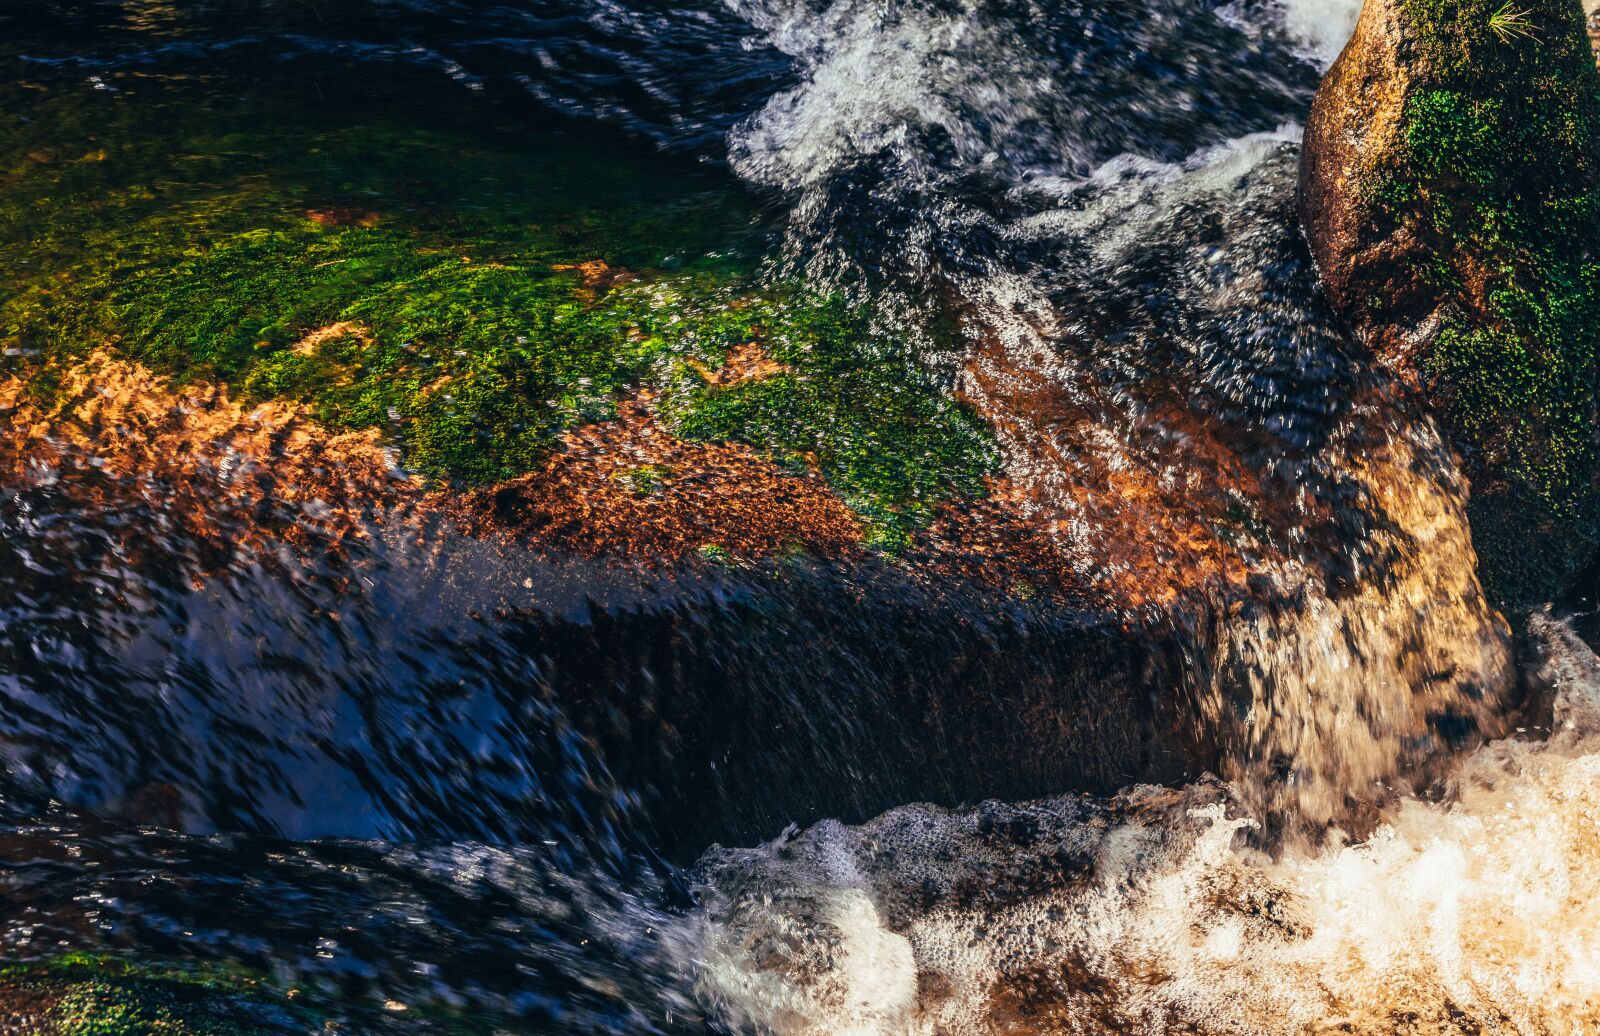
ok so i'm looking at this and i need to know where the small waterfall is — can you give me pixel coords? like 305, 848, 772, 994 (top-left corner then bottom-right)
694, 618, 1600, 1035
724, 0, 1515, 829
1205, 421, 1515, 831
0, 0, 1586, 1030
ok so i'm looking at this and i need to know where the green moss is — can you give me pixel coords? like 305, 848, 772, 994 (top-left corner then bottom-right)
0, 953, 316, 1035
664, 293, 997, 548
52, 981, 262, 1035
0, 951, 522, 1034
0, 77, 998, 546
697, 543, 733, 563
614, 464, 674, 496
1380, 0, 1600, 602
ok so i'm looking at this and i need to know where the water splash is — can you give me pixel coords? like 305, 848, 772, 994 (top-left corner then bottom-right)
1222, 0, 1363, 69
694, 617, 1599, 1035
1277, 0, 1362, 65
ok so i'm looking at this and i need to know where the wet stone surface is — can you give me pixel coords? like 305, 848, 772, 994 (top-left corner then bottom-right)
0, 0, 1591, 1032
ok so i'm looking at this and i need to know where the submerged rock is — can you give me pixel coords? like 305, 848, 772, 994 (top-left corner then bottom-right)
0, 38, 1521, 856
1301, 0, 1600, 605
0, 954, 318, 1035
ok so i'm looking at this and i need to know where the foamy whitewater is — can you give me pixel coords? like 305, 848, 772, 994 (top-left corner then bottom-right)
692, 617, 1600, 1034
1246, 0, 1363, 67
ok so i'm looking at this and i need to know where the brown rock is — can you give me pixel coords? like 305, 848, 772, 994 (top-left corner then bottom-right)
1300, 0, 1418, 357
1299, 0, 1600, 604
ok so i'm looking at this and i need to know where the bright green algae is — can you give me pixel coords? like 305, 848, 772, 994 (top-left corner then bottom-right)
1373, 0, 1600, 602
0, 953, 316, 1035
0, 77, 996, 548
0, 951, 516, 1034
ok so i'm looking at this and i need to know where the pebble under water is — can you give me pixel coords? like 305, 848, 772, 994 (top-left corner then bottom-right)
0, 0, 1596, 1033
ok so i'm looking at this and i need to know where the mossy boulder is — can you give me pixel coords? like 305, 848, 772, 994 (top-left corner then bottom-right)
1301, 0, 1600, 605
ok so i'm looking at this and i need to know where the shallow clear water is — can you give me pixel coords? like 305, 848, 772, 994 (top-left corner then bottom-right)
0, 1, 1596, 1033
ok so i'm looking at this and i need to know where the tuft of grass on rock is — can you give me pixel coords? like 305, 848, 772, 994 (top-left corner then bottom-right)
1488, 2, 1542, 44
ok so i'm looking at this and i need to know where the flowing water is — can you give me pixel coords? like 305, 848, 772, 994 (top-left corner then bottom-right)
694, 618, 1600, 1035
0, 0, 1596, 1032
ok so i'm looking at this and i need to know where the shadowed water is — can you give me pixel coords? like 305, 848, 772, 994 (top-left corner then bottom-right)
0, 0, 1588, 1032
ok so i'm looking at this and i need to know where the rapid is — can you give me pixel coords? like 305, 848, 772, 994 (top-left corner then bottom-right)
0, 0, 1595, 1032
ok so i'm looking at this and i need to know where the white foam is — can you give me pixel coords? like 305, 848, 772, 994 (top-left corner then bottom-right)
724, 0, 1055, 190
1278, 0, 1361, 67
693, 619, 1600, 1034
723, 0, 1322, 194
1008, 124, 1303, 261
1222, 0, 1361, 69
695, 824, 919, 1035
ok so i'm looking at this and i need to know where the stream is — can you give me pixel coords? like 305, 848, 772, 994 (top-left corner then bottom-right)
1, 0, 1598, 1032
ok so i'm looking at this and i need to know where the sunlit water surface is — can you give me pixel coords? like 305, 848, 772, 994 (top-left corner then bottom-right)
0, 1, 1595, 1033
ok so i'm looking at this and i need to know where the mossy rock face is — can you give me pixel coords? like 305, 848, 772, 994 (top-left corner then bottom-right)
0, 77, 997, 552
1301, 0, 1600, 606
0, 952, 532, 1034
0, 953, 320, 1035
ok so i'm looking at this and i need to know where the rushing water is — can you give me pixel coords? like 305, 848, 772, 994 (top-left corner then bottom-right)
0, 0, 1596, 1032
694, 619, 1600, 1035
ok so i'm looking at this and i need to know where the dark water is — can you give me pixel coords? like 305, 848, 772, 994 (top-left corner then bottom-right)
9, 1, 1587, 1033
